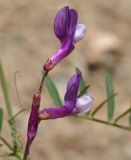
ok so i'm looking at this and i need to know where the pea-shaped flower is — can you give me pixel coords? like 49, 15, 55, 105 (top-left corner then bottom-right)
24, 72, 93, 159
39, 72, 93, 120
44, 6, 86, 71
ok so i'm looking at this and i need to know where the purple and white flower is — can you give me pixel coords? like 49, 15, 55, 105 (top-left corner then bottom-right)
44, 6, 86, 71
39, 72, 93, 120
25, 72, 93, 158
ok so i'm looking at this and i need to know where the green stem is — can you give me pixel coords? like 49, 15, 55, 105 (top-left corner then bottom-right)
39, 71, 48, 94
114, 107, 131, 123
0, 60, 22, 158
92, 93, 117, 116
9, 108, 28, 122
14, 71, 23, 108
78, 116, 131, 132
0, 136, 13, 151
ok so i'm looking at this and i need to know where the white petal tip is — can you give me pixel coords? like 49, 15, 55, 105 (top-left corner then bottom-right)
76, 93, 93, 113
74, 24, 87, 43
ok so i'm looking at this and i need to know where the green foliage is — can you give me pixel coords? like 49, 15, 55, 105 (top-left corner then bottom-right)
105, 68, 115, 121
45, 75, 62, 106
0, 107, 3, 133
75, 67, 90, 97
78, 85, 90, 97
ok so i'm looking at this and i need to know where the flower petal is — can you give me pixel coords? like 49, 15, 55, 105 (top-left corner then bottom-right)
75, 93, 93, 113
68, 9, 78, 39
64, 72, 81, 111
54, 6, 78, 43
54, 6, 69, 43
39, 106, 70, 120
74, 24, 86, 43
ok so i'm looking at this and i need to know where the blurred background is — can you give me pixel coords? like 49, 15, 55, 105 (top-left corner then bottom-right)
0, 0, 131, 159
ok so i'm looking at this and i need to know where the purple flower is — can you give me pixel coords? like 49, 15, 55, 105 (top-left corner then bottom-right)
38, 72, 93, 120
44, 6, 86, 71
24, 92, 41, 157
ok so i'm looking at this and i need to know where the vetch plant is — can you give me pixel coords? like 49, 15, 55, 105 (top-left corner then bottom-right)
24, 6, 89, 159
0, 5, 131, 160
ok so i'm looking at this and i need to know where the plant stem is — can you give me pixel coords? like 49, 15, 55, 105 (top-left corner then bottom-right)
23, 139, 30, 160
114, 107, 131, 123
78, 116, 131, 132
9, 108, 28, 122
91, 93, 117, 116
14, 71, 23, 108
23, 71, 48, 160
0, 60, 22, 157
0, 136, 13, 151
39, 71, 48, 94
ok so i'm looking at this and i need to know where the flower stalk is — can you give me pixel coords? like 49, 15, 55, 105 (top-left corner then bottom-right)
0, 135, 13, 151
39, 71, 48, 94
78, 115, 131, 132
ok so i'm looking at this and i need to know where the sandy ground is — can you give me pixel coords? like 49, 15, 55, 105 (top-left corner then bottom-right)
0, 0, 131, 160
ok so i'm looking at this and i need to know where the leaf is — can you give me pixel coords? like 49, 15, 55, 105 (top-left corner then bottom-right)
75, 67, 87, 92
0, 108, 3, 133
92, 93, 117, 117
0, 60, 13, 118
45, 75, 62, 106
78, 85, 90, 97
105, 68, 115, 121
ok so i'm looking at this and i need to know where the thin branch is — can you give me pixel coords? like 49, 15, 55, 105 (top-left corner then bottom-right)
0, 136, 13, 151
78, 116, 131, 132
114, 107, 131, 123
14, 71, 23, 108
39, 71, 48, 94
92, 93, 117, 116
9, 108, 28, 122
0, 153, 13, 157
